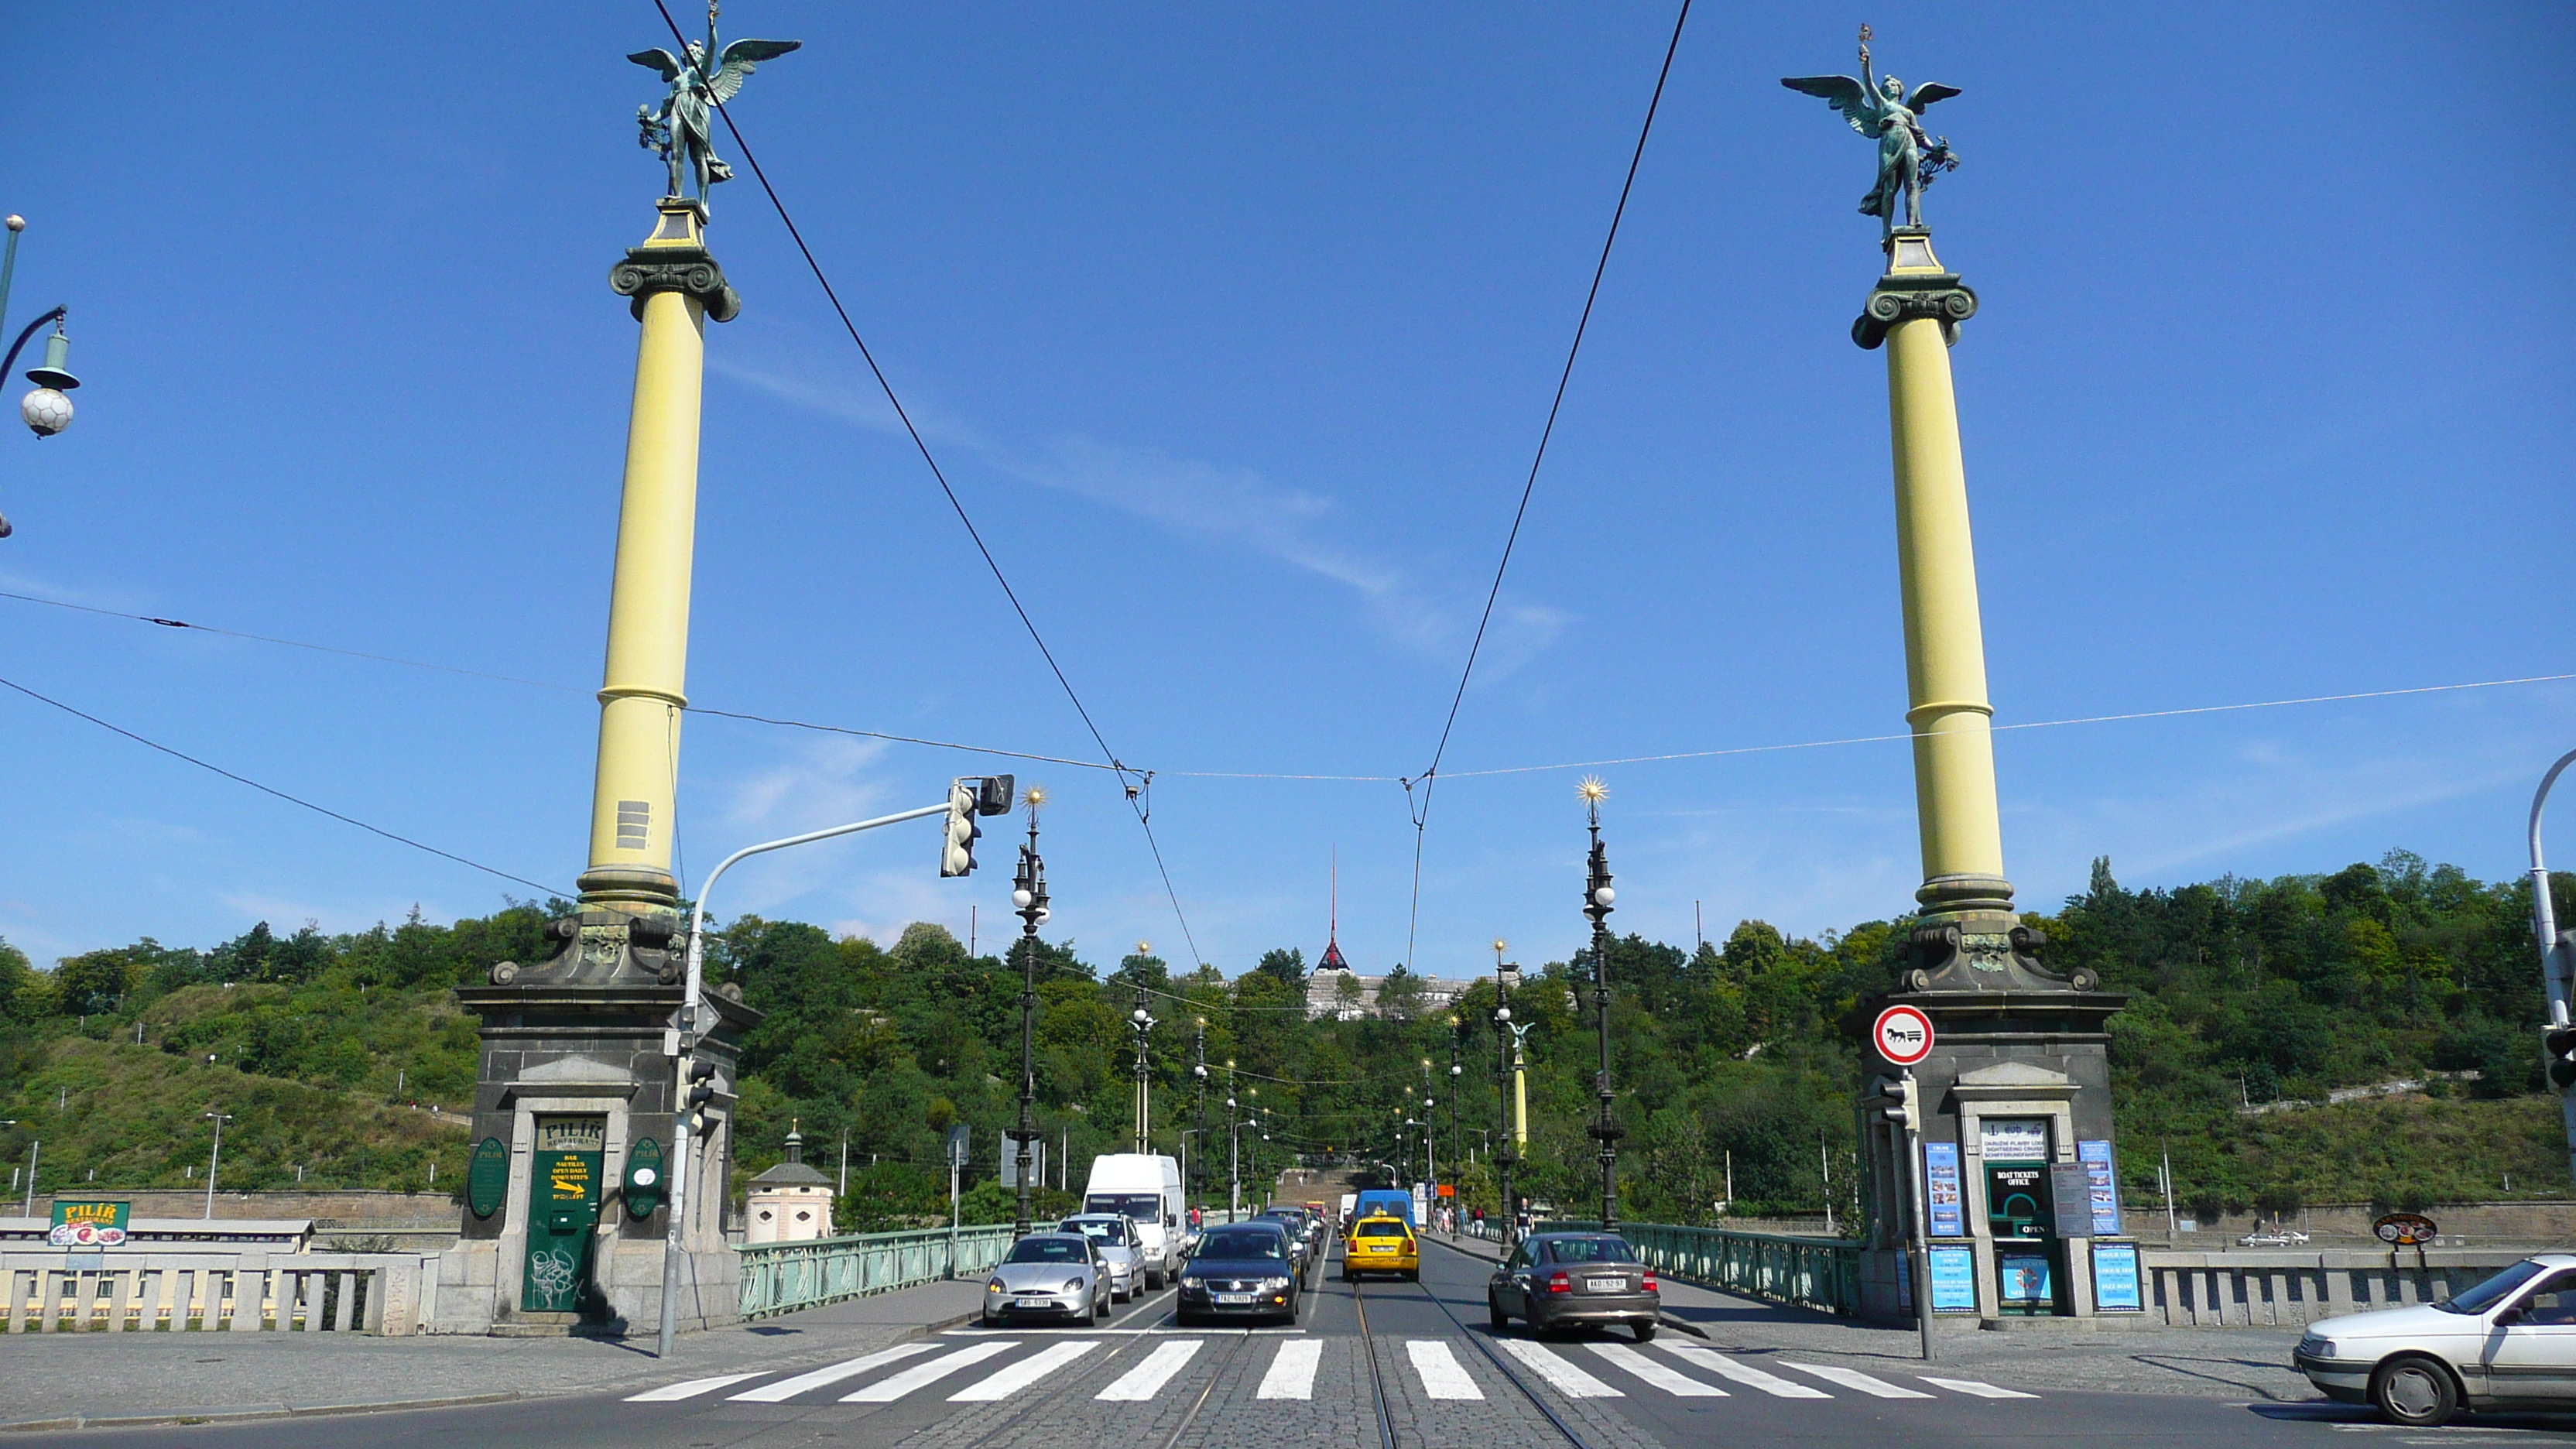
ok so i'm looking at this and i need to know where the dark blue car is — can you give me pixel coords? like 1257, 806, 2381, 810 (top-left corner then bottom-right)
1174, 1221, 1301, 1326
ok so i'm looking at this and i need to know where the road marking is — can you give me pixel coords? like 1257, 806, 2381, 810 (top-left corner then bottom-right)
1780, 1362, 1933, 1398
1585, 1342, 1726, 1396
1920, 1375, 2039, 1399
841, 1341, 1017, 1402
1497, 1340, 1622, 1397
1406, 1339, 1483, 1399
1098, 1340, 1204, 1400
625, 1372, 772, 1402
1653, 1345, 1831, 1398
728, 1343, 942, 1402
951, 1340, 1101, 1400
1259, 1339, 1324, 1399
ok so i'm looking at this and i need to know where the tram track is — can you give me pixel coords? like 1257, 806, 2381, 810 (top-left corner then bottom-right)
1341, 1238, 1597, 1449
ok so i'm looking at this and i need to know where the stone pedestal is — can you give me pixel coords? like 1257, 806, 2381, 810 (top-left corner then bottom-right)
428, 910, 759, 1336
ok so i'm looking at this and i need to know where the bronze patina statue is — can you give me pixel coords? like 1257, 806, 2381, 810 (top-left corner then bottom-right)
1783, 26, 1960, 239
631, 2, 800, 209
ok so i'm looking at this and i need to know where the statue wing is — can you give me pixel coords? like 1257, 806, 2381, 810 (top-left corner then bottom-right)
711, 38, 803, 101
1780, 74, 1876, 135
1906, 82, 1962, 113
627, 48, 683, 83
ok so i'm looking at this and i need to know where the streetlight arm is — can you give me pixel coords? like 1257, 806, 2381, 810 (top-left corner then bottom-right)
0, 306, 63, 388
2531, 749, 2576, 1026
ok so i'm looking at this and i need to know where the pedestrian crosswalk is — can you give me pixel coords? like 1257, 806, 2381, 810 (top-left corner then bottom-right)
622, 1334, 2035, 1412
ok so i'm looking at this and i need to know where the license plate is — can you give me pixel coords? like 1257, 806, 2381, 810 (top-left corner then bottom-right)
1215, 1293, 1257, 1305
1586, 1278, 1626, 1293
1370, 1245, 1396, 1253
1016, 1297, 1054, 1307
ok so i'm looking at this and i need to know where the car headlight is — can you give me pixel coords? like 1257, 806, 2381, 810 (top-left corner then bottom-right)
1064, 1279, 1086, 1293
2306, 1339, 2337, 1359
1260, 1276, 1291, 1293
988, 1280, 1005, 1293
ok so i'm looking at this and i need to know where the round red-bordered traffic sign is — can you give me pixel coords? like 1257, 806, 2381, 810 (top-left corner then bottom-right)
1872, 1004, 1934, 1066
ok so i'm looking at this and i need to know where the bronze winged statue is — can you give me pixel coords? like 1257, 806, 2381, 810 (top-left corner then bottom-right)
631, 3, 800, 209
1782, 29, 1959, 240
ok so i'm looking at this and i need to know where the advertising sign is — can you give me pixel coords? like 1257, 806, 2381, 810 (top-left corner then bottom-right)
1979, 1118, 2049, 1161
999, 1139, 1046, 1189
2374, 1212, 2438, 1246
48, 1201, 128, 1248
1997, 1247, 2054, 1308
1927, 1245, 1978, 1313
947, 1124, 971, 1169
2050, 1164, 2095, 1238
1922, 1141, 1964, 1237
2092, 1242, 2144, 1312
1871, 1004, 1935, 1066
2078, 1140, 2122, 1236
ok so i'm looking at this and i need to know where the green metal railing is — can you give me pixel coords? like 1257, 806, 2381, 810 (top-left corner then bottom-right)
738, 1224, 1017, 1320
1546, 1221, 1863, 1317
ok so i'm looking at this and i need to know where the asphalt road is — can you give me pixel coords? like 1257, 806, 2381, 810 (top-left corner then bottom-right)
43, 1237, 2550, 1448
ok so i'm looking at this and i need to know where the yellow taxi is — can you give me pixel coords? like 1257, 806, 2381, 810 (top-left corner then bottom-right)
1343, 1211, 1419, 1281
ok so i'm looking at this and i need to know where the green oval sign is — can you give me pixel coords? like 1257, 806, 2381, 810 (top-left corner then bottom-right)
624, 1137, 666, 1219
467, 1136, 510, 1219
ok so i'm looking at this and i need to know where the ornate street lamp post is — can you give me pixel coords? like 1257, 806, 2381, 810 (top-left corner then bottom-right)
1492, 940, 1519, 1250
1130, 986, 1157, 1155
1580, 777, 1622, 1228
1008, 787, 1050, 1237
1191, 1018, 1208, 1218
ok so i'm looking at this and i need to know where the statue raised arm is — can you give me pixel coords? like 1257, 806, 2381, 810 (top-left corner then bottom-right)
631, 3, 800, 211
1782, 29, 1959, 239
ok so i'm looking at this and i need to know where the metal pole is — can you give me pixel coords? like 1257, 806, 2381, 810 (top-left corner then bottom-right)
658, 800, 949, 1358
1902, 1068, 1935, 1362
0, 218, 21, 347
1010, 796, 1047, 1240
200, 1120, 221, 1218
1582, 790, 1619, 1228
23, 1139, 39, 1218
2530, 749, 2576, 1180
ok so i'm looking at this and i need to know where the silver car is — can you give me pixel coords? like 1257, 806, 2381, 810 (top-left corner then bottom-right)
1059, 1214, 1144, 1300
2294, 1252, 2576, 1425
981, 1231, 1112, 1325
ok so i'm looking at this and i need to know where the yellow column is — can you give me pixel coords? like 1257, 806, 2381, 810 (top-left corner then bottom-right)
1869, 230, 2012, 921
579, 200, 739, 916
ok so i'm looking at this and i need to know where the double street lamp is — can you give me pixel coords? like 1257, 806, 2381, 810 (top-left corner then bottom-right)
1581, 777, 1623, 1229
0, 214, 92, 538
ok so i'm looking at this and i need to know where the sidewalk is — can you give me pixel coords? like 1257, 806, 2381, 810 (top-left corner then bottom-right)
1427, 1235, 2315, 1403
0, 1277, 989, 1433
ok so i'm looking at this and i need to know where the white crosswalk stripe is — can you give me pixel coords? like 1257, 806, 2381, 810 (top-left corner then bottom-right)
1780, 1362, 1933, 1398
1920, 1375, 2039, 1399
1653, 1345, 1832, 1398
1098, 1340, 1203, 1400
951, 1340, 1101, 1401
624, 1372, 771, 1402
1497, 1340, 1622, 1397
729, 1344, 943, 1403
841, 1341, 1017, 1402
1585, 1342, 1726, 1396
1406, 1339, 1483, 1399
1258, 1339, 1324, 1399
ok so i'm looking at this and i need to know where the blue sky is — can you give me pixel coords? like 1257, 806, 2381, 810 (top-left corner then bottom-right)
1, 2, 2567, 976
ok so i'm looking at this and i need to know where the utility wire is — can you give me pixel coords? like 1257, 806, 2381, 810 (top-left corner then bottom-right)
0, 672, 565, 897
649, 0, 1204, 968
1399, 0, 1692, 971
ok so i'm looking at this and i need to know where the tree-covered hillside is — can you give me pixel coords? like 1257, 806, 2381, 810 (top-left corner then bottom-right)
2, 852, 2567, 1228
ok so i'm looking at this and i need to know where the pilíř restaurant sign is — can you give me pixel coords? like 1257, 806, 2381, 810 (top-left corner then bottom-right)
50, 1201, 130, 1247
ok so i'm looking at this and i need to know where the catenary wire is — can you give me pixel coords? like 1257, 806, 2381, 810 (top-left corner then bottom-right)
649, 0, 1203, 968
1399, 0, 1693, 972
0, 672, 566, 897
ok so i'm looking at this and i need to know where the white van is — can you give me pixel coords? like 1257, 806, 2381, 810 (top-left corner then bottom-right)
1082, 1153, 1184, 1288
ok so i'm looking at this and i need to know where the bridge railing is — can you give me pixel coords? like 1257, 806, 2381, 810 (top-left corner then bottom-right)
0, 1249, 424, 1334
1526, 1220, 1865, 1317
738, 1225, 1017, 1320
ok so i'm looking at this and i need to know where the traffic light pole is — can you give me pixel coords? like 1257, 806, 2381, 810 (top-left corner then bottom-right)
1901, 1067, 1936, 1363
2525, 750, 2576, 1180
658, 799, 951, 1358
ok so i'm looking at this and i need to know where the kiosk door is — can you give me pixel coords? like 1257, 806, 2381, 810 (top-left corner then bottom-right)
522, 1116, 606, 1313
1985, 1160, 2057, 1314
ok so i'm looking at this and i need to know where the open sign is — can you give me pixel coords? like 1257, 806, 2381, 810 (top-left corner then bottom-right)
1872, 1004, 1935, 1066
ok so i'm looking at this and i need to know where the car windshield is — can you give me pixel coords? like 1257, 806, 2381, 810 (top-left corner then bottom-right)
1005, 1238, 1086, 1265
1355, 1220, 1410, 1238
1087, 1194, 1163, 1221
1064, 1220, 1125, 1243
1545, 1237, 1639, 1264
1198, 1230, 1286, 1260
2441, 1259, 2550, 1314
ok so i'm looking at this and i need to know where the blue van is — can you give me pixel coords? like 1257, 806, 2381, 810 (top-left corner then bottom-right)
1351, 1188, 1414, 1226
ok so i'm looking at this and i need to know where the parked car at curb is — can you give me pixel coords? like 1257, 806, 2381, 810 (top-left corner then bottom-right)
981, 1232, 1112, 1325
1489, 1231, 1660, 1340
1058, 1214, 1145, 1300
2293, 1252, 2576, 1425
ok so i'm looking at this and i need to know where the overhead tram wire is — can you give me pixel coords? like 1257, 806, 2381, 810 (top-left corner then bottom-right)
0, 672, 565, 898
1397, 0, 1694, 971
647, 0, 1204, 968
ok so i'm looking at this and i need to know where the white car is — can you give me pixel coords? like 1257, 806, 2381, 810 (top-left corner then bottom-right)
1058, 1214, 1144, 1300
2241, 1228, 2312, 1247
2293, 1252, 2576, 1425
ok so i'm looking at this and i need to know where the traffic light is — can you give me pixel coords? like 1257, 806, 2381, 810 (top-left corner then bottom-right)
683, 1058, 718, 1130
939, 775, 1016, 878
2547, 1026, 2576, 1091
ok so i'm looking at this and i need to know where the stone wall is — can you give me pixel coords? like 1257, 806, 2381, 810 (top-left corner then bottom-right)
2134, 1199, 2576, 1249
22, 1190, 461, 1249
